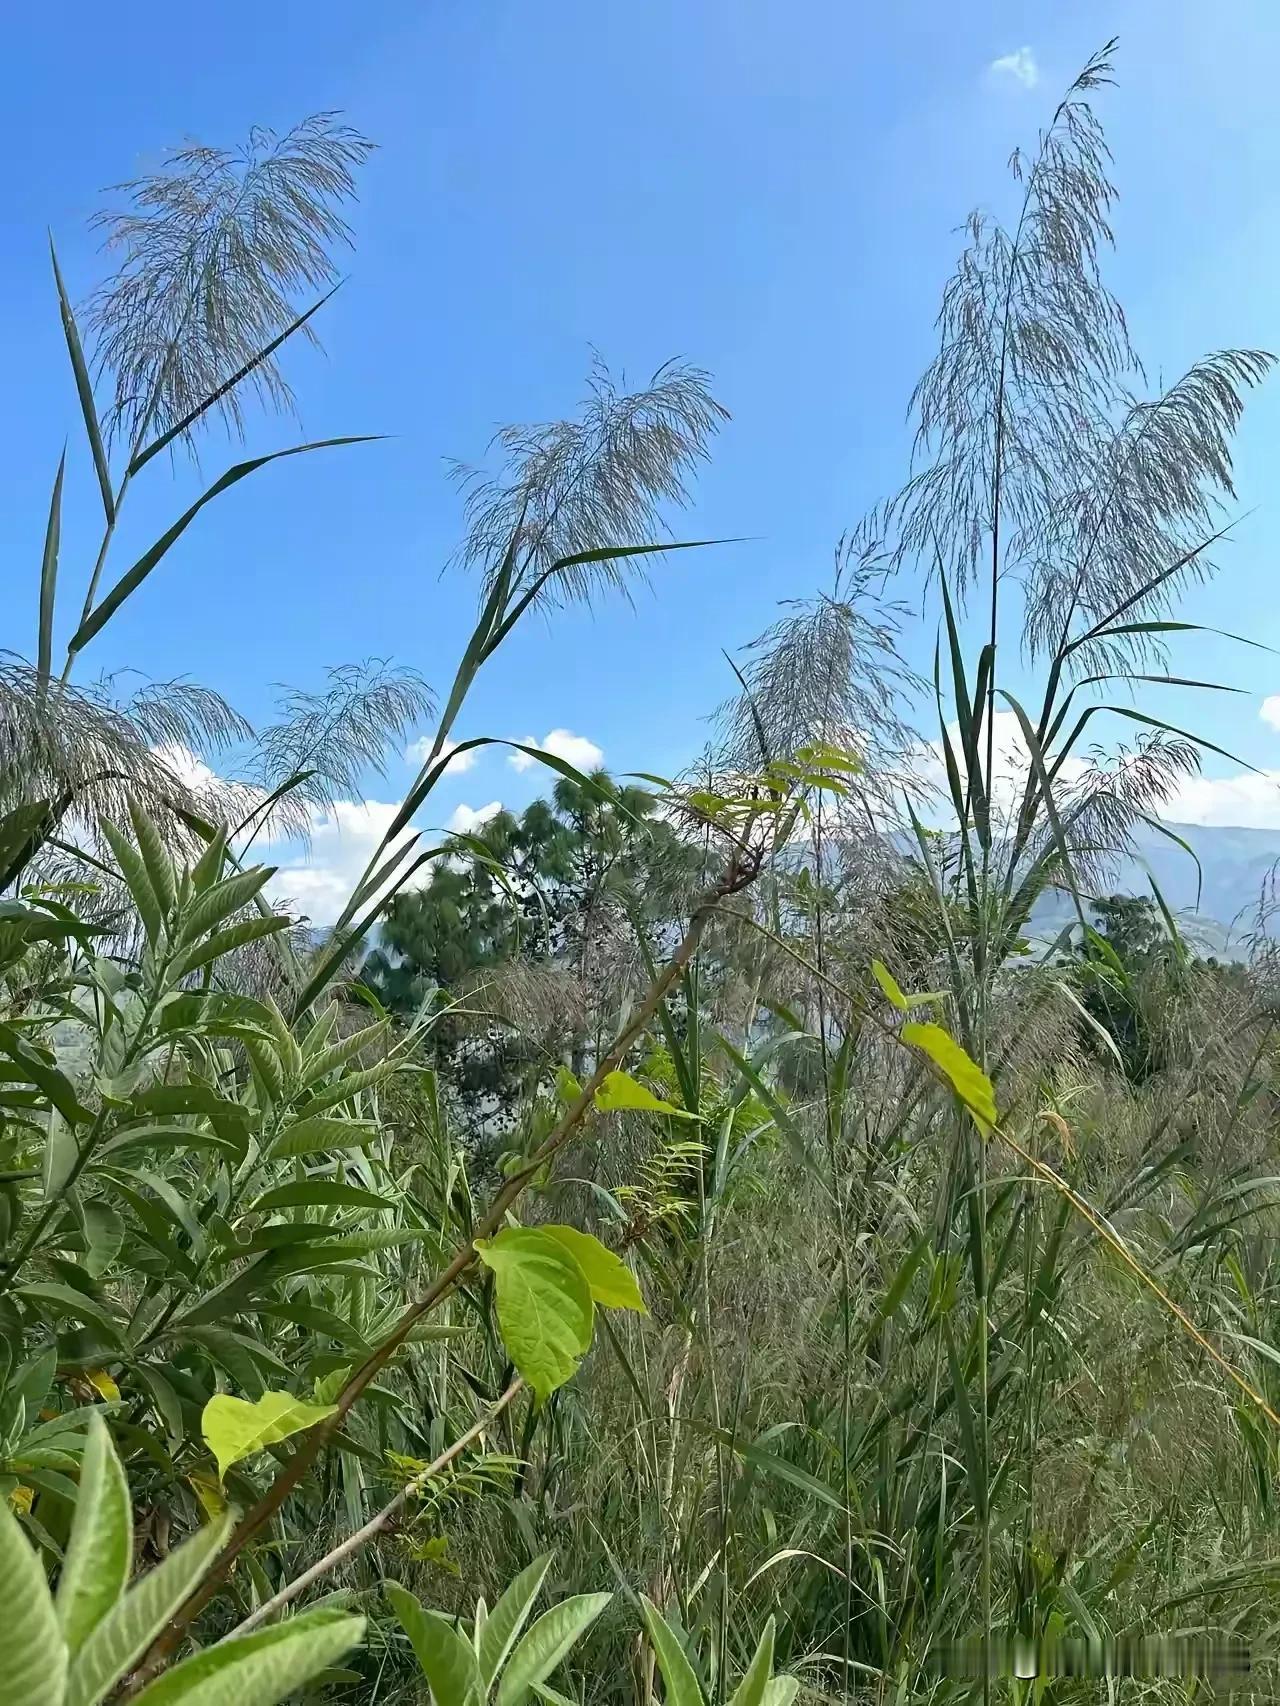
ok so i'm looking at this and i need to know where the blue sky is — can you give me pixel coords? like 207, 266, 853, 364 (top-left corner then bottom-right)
6, 0, 1280, 917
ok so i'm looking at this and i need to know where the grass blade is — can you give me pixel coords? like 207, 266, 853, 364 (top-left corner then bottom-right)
50, 236, 113, 525
128, 287, 342, 476
68, 438, 379, 659
37, 447, 66, 688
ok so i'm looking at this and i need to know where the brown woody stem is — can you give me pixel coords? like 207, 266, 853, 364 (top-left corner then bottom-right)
229, 1377, 524, 1636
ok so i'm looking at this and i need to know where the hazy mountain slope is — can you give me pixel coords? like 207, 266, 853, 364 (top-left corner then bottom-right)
1031, 820, 1280, 951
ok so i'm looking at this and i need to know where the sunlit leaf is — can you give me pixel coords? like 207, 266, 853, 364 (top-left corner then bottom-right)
539, 1226, 646, 1313
56, 1413, 131, 1655
474, 1227, 595, 1400
495, 1593, 612, 1706
593, 1071, 695, 1120
901, 1021, 996, 1136
871, 960, 908, 1012
201, 1389, 337, 1482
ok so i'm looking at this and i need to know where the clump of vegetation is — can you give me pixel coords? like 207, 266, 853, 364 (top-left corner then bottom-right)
4, 41, 1280, 1706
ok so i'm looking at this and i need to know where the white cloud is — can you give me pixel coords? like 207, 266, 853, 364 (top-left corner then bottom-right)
909, 709, 1280, 832
151, 742, 220, 791
446, 800, 504, 835
269, 798, 425, 926
265, 795, 508, 926
1158, 770, 1280, 830
405, 734, 476, 774
1133, 696, 1280, 826
508, 728, 604, 775
908, 711, 1088, 826
989, 46, 1038, 88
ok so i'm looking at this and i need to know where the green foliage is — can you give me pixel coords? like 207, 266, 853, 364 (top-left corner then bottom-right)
640, 1601, 792, 1706
6, 53, 1280, 1706
0, 1415, 361, 1705
362, 773, 705, 1118
900, 1020, 997, 1136
55, 1414, 131, 1652
594, 1070, 692, 1120
475, 1224, 644, 1399
202, 1391, 338, 1483
388, 1564, 610, 1706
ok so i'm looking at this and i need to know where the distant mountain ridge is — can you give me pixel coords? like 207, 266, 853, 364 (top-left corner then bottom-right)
1031, 820, 1280, 952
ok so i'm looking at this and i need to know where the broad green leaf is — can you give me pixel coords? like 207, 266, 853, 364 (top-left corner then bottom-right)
305, 1019, 390, 1083
264, 995, 302, 1085
495, 1594, 611, 1706
593, 1071, 693, 1120
43, 1110, 80, 1200
65, 1516, 232, 1706
82, 1200, 125, 1279
257, 1301, 370, 1352
158, 992, 275, 1042
762, 1680, 799, 1706
100, 819, 163, 945
201, 1390, 337, 1482
134, 1365, 186, 1442
9, 1343, 58, 1418
296, 1060, 394, 1115
474, 1227, 595, 1401
169, 915, 290, 980
478, 1554, 553, 1692
248, 1178, 393, 1214
17, 1283, 124, 1341
127, 798, 176, 920
228, 1222, 351, 1255
870, 960, 908, 1012
132, 1085, 251, 1122
175, 1324, 288, 1390
126, 1608, 364, 1706
386, 1582, 481, 1706
224, 1228, 424, 1282
266, 1115, 377, 1160
530, 1686, 577, 1706
99, 1124, 243, 1163
900, 1021, 996, 1136
56, 1413, 131, 1654
190, 827, 228, 892
639, 1599, 705, 1706
871, 963, 945, 1015
0, 1022, 91, 1125
554, 1066, 582, 1106
539, 1226, 646, 1313
68, 438, 379, 658
245, 1036, 285, 1102
176, 869, 275, 945
793, 739, 862, 774
0, 1495, 67, 1706
727, 1618, 775, 1706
